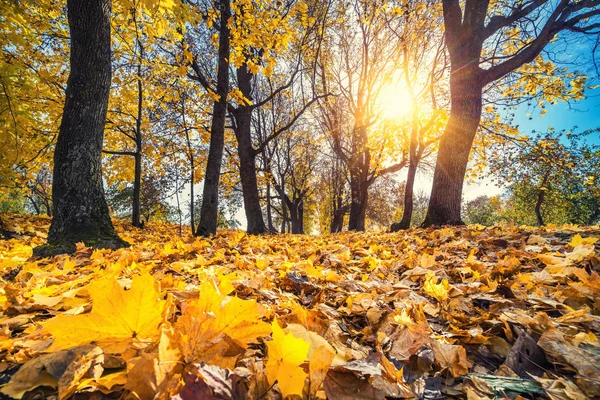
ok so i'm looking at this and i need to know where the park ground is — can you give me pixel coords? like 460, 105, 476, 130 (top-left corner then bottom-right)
0, 214, 599, 399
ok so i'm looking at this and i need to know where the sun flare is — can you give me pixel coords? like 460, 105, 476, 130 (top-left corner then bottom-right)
379, 84, 413, 121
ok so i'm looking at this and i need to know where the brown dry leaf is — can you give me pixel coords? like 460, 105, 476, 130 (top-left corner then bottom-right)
309, 345, 336, 397
1, 345, 101, 399
538, 329, 600, 397
172, 364, 248, 400
379, 307, 432, 361
431, 339, 470, 377
532, 375, 588, 400
323, 356, 413, 400
125, 325, 182, 399
57, 345, 104, 400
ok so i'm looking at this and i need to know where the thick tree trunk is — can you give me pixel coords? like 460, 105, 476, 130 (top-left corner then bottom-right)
347, 124, 370, 231
289, 200, 304, 234
422, 77, 483, 227
233, 65, 267, 235
196, 0, 231, 237
34, 0, 128, 257
348, 168, 369, 231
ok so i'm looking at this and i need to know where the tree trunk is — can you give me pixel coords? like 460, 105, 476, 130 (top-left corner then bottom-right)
280, 197, 288, 233
348, 166, 369, 231
289, 200, 304, 234
131, 45, 143, 228
132, 149, 142, 227
396, 159, 417, 230
196, 0, 231, 237
34, 0, 128, 257
535, 174, 549, 227
233, 65, 267, 235
347, 124, 370, 231
28, 196, 41, 215
535, 189, 545, 226
265, 182, 276, 232
422, 76, 483, 227
330, 208, 344, 233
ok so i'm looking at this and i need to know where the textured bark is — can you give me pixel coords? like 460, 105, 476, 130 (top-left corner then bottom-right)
348, 175, 368, 231
422, 80, 482, 226
233, 66, 267, 235
422, 2, 484, 227
196, 0, 231, 237
34, 0, 127, 257
347, 125, 370, 231
289, 200, 304, 234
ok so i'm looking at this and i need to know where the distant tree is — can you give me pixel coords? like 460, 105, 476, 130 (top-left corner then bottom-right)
463, 195, 504, 226
387, 0, 449, 231
366, 175, 404, 231
24, 166, 53, 216
315, 0, 408, 232
34, 0, 128, 256
489, 129, 599, 226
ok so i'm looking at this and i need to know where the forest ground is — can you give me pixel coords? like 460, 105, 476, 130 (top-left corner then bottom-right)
0, 214, 599, 399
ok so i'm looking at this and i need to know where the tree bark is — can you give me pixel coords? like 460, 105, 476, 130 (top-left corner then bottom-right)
330, 207, 345, 233
347, 124, 370, 231
34, 0, 128, 257
535, 189, 545, 226
132, 149, 142, 227
195, 0, 231, 237
422, 76, 483, 227
131, 53, 143, 228
396, 159, 417, 230
265, 183, 276, 232
233, 65, 267, 235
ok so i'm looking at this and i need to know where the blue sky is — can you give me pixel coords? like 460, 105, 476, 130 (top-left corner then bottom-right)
515, 88, 600, 142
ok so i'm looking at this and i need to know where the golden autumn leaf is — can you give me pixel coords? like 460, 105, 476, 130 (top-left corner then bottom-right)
266, 319, 310, 398
568, 234, 598, 247
423, 271, 449, 302
174, 281, 271, 368
44, 273, 166, 354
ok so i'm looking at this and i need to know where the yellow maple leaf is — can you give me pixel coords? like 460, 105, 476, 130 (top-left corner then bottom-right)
44, 273, 166, 354
423, 271, 449, 302
266, 319, 309, 398
569, 234, 598, 247
174, 281, 271, 368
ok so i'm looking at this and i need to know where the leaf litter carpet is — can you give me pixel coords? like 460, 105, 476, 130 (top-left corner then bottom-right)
0, 214, 599, 399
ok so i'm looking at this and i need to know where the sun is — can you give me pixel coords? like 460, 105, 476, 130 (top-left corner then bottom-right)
379, 84, 413, 121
